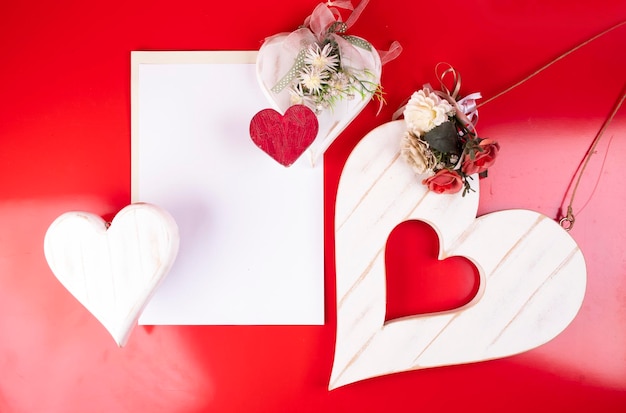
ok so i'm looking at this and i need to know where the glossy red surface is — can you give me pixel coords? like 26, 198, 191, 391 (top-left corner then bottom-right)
1, 1, 626, 412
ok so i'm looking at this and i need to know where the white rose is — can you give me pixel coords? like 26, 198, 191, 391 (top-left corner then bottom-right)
401, 132, 436, 175
403, 89, 454, 136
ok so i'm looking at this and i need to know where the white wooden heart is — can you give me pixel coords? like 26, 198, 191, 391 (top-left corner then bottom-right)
44, 203, 180, 347
256, 33, 382, 165
330, 120, 587, 389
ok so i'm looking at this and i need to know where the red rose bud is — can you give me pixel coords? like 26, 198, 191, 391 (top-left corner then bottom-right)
422, 169, 463, 194
462, 139, 500, 175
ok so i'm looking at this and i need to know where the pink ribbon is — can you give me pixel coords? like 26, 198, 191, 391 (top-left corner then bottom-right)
434, 63, 481, 132
379, 40, 403, 65
286, 1, 371, 71
270, 0, 401, 92
457, 92, 481, 126
303, 1, 368, 33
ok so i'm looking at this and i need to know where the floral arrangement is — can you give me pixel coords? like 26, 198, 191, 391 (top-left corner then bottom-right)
400, 76, 499, 195
268, 1, 400, 115
288, 39, 382, 114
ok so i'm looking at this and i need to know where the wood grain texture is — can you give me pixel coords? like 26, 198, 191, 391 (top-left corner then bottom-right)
44, 203, 180, 347
330, 120, 587, 389
249, 105, 319, 167
256, 33, 381, 165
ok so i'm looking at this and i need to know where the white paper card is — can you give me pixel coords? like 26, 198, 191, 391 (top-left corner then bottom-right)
131, 51, 324, 325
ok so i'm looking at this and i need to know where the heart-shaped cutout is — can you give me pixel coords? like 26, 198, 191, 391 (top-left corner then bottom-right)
256, 33, 382, 165
331, 120, 586, 389
250, 105, 319, 167
385, 220, 480, 321
44, 203, 180, 346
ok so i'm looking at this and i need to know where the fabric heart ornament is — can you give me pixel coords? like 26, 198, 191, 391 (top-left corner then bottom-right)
250, 105, 319, 167
330, 120, 586, 389
44, 203, 180, 347
256, 1, 384, 165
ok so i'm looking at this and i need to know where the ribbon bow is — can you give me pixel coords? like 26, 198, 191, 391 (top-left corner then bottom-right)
270, 0, 401, 93
434, 62, 482, 132
393, 63, 482, 130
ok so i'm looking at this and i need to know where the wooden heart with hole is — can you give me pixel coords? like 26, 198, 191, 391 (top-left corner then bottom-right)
256, 33, 382, 165
44, 203, 179, 346
250, 105, 319, 167
331, 120, 586, 389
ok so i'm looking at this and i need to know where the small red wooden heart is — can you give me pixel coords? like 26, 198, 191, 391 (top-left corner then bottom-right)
249, 105, 319, 167
385, 220, 480, 321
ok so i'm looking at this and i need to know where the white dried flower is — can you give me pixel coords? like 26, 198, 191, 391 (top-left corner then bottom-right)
328, 72, 348, 95
401, 132, 437, 175
299, 66, 328, 94
403, 89, 455, 136
289, 83, 305, 105
304, 43, 339, 72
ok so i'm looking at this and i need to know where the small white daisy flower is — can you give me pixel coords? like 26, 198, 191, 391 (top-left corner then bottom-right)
299, 66, 328, 94
289, 83, 305, 105
329, 72, 348, 93
305, 42, 339, 72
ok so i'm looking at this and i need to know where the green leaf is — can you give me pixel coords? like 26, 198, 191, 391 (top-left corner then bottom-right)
423, 122, 459, 154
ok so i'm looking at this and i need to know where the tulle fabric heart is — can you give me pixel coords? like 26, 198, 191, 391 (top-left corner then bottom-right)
256, 2, 383, 165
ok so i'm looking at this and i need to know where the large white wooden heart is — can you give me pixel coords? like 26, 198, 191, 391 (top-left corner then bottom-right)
256, 34, 382, 165
330, 121, 586, 389
44, 203, 180, 347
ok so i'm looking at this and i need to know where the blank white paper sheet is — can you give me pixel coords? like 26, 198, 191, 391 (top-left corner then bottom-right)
131, 51, 324, 325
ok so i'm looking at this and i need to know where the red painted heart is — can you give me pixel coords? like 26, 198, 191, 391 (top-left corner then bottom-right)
249, 105, 319, 167
385, 220, 480, 321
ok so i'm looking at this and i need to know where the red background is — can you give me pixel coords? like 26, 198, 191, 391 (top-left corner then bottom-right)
2, 1, 626, 412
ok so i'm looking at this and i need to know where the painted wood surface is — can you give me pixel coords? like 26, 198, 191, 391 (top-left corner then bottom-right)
249, 105, 319, 167
256, 33, 381, 165
330, 120, 587, 389
43, 203, 180, 347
